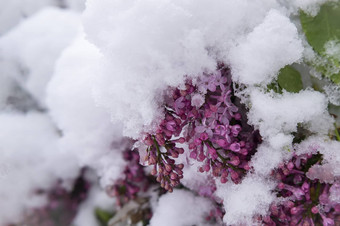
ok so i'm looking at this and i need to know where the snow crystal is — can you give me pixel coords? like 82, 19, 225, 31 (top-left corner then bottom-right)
324, 40, 340, 61
150, 189, 213, 226
216, 175, 276, 225
324, 82, 340, 106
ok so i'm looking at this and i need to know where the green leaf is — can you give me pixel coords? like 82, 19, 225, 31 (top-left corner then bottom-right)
95, 208, 114, 226
300, 1, 340, 84
300, 2, 340, 55
277, 65, 303, 93
266, 82, 282, 94
330, 71, 340, 84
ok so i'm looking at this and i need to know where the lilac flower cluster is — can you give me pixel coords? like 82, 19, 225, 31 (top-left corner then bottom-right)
143, 130, 185, 192
186, 67, 259, 184
264, 153, 340, 225
107, 149, 150, 207
142, 66, 260, 191
206, 205, 225, 225
16, 176, 90, 226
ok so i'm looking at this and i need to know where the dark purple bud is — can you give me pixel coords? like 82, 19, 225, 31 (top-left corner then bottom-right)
190, 150, 198, 159
167, 159, 175, 165
165, 164, 172, 172
176, 147, 185, 154
229, 156, 240, 166
203, 164, 210, 172
177, 164, 184, 170
234, 113, 241, 120
301, 182, 309, 193
287, 161, 294, 170
170, 172, 178, 180
151, 166, 157, 175
220, 177, 228, 183
149, 155, 157, 165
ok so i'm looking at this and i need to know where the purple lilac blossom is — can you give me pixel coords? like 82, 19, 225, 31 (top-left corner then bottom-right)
14, 176, 90, 226
106, 148, 150, 207
263, 153, 340, 226
141, 65, 260, 191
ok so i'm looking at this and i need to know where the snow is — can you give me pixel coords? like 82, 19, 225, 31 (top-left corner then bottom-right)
0, 0, 86, 35
248, 89, 331, 138
0, 7, 81, 107
325, 83, 340, 106
296, 137, 340, 182
181, 160, 216, 197
73, 184, 115, 226
216, 175, 276, 225
229, 9, 303, 85
0, 112, 79, 225
82, 0, 283, 138
46, 34, 126, 187
0, 0, 339, 225
0, 0, 57, 35
251, 141, 292, 176
150, 189, 213, 226
290, 0, 334, 16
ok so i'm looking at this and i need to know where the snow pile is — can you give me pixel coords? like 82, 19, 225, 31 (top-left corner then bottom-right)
0, 0, 339, 225
46, 34, 126, 187
245, 89, 331, 177
0, 5, 117, 225
0, 0, 86, 35
82, 0, 282, 138
0, 112, 78, 225
81, 1, 335, 224
0, 0, 57, 35
0, 7, 81, 107
216, 176, 276, 225
229, 9, 303, 85
248, 89, 330, 138
150, 189, 213, 226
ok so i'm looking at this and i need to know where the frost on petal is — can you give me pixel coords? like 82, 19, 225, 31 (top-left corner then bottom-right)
306, 164, 335, 183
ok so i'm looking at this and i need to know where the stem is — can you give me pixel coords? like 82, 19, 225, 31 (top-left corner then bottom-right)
216, 151, 227, 163
334, 123, 340, 141
152, 136, 162, 162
